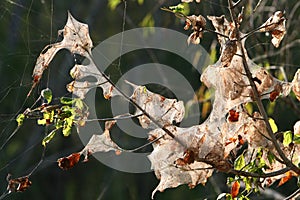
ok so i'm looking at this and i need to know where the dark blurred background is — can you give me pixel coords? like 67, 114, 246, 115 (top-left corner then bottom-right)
0, 0, 299, 199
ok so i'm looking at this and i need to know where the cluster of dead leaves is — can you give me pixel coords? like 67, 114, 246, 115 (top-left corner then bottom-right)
14, 10, 300, 199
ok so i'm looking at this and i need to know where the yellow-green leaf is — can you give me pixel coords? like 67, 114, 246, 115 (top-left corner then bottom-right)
37, 119, 47, 125
269, 118, 278, 133
283, 131, 293, 147
63, 118, 73, 136
41, 88, 52, 104
234, 154, 245, 170
16, 113, 25, 126
42, 130, 56, 146
60, 97, 75, 105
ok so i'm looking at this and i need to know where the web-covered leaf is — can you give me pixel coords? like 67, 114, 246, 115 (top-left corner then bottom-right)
259, 11, 286, 48
28, 12, 93, 96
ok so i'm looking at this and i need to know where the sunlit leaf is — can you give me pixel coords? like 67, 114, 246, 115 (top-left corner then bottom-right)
57, 153, 81, 170
278, 171, 293, 186
41, 88, 52, 104
169, 4, 185, 13
231, 181, 240, 198
16, 113, 25, 126
283, 131, 293, 147
234, 154, 245, 170
269, 118, 278, 133
63, 118, 73, 136
60, 97, 75, 105
42, 129, 57, 146
37, 119, 47, 125
294, 134, 300, 144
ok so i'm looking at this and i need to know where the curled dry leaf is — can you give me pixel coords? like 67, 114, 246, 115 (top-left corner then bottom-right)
80, 120, 122, 160
259, 11, 286, 48
207, 15, 232, 46
220, 40, 237, 67
131, 85, 185, 129
28, 12, 93, 96
292, 69, 300, 101
7, 175, 32, 193
231, 181, 240, 198
185, 15, 206, 45
57, 152, 81, 170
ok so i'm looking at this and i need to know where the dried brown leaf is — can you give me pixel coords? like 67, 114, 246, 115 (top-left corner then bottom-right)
259, 11, 286, 48
28, 12, 93, 96
57, 153, 81, 170
131, 85, 185, 129
7, 175, 32, 193
292, 69, 300, 101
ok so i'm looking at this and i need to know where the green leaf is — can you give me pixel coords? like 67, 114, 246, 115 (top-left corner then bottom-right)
63, 118, 73, 136
74, 99, 84, 110
60, 97, 75, 105
108, 0, 121, 10
234, 154, 245, 170
268, 118, 278, 133
16, 113, 25, 126
42, 130, 56, 146
41, 88, 52, 104
294, 134, 300, 144
283, 131, 293, 147
37, 119, 47, 125
267, 152, 275, 165
169, 4, 185, 13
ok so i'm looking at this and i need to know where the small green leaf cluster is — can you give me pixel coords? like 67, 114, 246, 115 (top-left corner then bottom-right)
16, 89, 88, 147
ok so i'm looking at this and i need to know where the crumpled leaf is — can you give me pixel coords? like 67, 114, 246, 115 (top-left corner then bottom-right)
207, 15, 233, 46
148, 125, 214, 199
57, 153, 81, 170
292, 69, 300, 101
131, 85, 185, 129
220, 40, 237, 67
184, 15, 206, 45
259, 11, 286, 48
6, 175, 32, 193
231, 181, 240, 198
28, 11, 93, 96
278, 171, 296, 186
80, 121, 122, 160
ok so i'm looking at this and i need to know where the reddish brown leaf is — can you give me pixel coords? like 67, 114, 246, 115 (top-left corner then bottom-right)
238, 135, 244, 146
175, 149, 196, 166
57, 152, 81, 170
269, 90, 280, 102
278, 171, 294, 187
228, 109, 239, 122
7, 175, 32, 193
231, 181, 240, 198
